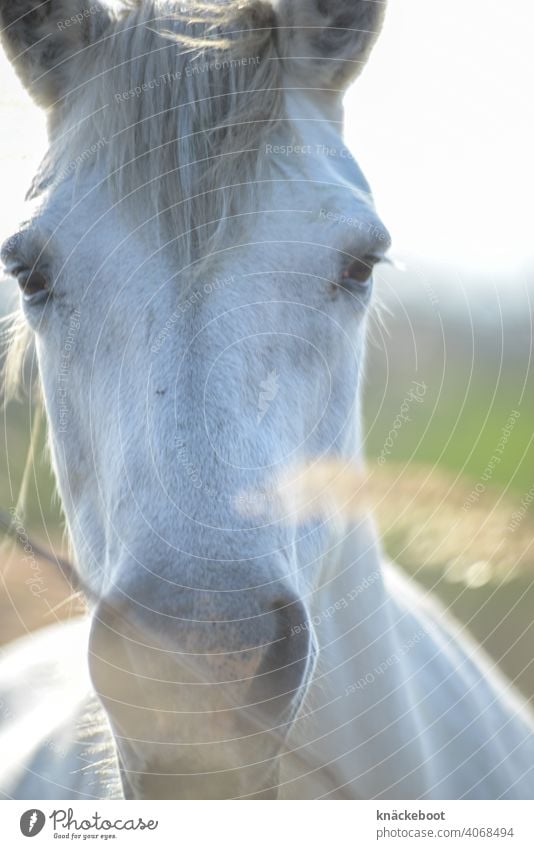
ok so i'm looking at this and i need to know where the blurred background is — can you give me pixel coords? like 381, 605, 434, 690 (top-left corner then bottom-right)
1, 2, 533, 701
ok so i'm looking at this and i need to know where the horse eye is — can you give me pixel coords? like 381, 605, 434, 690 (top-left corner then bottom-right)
342, 254, 381, 285
16, 268, 50, 303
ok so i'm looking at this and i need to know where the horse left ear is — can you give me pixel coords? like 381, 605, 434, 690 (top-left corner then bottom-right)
0, 0, 111, 108
272, 0, 387, 90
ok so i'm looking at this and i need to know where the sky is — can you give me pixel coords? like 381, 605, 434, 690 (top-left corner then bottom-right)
345, 0, 534, 275
0, 1, 532, 277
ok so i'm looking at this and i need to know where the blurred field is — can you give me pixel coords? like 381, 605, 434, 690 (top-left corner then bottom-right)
0, 542, 85, 646
361, 265, 534, 702
1, 262, 534, 704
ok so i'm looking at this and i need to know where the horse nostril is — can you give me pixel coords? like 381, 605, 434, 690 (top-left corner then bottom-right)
251, 596, 316, 722
271, 596, 308, 652
88, 588, 315, 753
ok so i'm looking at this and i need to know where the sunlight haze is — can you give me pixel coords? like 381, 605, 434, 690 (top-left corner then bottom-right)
0, 1, 532, 276
345, 0, 534, 274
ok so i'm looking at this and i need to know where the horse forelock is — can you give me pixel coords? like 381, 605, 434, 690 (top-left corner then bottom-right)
35, 0, 285, 271
3, 0, 285, 402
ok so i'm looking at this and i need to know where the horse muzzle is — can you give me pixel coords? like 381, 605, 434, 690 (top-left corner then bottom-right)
88, 585, 317, 799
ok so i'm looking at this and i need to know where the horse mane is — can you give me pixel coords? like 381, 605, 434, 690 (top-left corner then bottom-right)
3, 0, 286, 400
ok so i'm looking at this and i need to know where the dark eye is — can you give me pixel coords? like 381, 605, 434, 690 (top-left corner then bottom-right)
342, 254, 381, 285
14, 267, 50, 304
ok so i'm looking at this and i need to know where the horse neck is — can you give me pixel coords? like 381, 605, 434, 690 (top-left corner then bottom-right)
312, 514, 394, 658
299, 515, 432, 796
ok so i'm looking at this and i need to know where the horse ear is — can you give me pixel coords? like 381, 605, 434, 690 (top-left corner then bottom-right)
272, 0, 387, 90
0, 1, 111, 108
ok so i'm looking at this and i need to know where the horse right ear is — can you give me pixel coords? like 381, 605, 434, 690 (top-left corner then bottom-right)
272, 0, 387, 91
0, 0, 111, 108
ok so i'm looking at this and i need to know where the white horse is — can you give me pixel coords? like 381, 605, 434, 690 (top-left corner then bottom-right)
0, 0, 533, 800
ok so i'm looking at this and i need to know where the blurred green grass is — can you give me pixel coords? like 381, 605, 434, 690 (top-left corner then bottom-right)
1, 400, 61, 531
364, 293, 534, 497
360, 282, 534, 701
